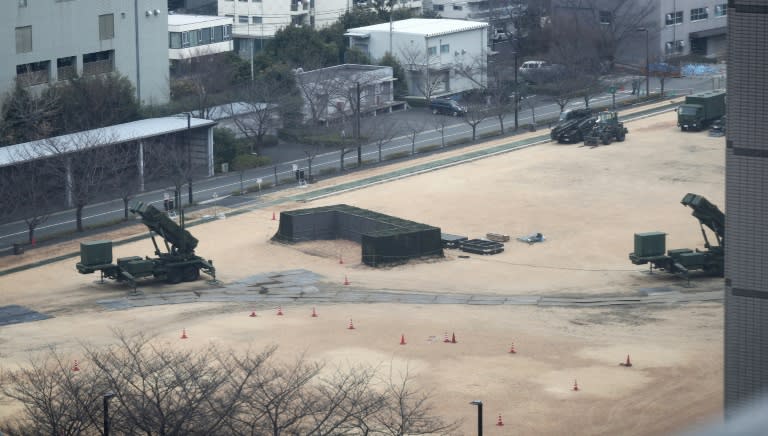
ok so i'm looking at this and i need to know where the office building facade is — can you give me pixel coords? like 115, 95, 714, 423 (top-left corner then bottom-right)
724, 0, 768, 417
2, 0, 169, 105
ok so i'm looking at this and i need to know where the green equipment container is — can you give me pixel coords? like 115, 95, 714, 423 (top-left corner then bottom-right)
120, 258, 156, 276
80, 240, 113, 266
678, 251, 706, 267
634, 232, 666, 258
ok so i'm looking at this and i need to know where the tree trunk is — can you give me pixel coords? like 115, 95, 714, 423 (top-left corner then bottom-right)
498, 115, 505, 134
472, 125, 477, 141
76, 205, 84, 232
27, 226, 35, 244
123, 198, 130, 220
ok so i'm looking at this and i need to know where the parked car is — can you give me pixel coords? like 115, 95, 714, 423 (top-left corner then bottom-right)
491, 28, 508, 42
518, 60, 565, 84
709, 115, 726, 136
429, 99, 466, 116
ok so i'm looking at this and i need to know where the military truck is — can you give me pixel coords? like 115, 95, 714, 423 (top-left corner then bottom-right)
629, 193, 724, 277
584, 111, 627, 146
677, 90, 726, 131
550, 109, 597, 143
76, 202, 215, 289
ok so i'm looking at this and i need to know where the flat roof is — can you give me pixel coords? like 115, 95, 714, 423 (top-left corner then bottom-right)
168, 14, 232, 27
346, 18, 488, 38
0, 117, 216, 168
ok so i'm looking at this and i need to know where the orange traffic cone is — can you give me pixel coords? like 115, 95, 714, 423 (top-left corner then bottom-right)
348, 319, 355, 330
276, 305, 284, 316
400, 334, 407, 345
180, 328, 188, 339
311, 307, 318, 317
496, 414, 504, 426
572, 379, 579, 391
451, 332, 457, 344
271, 211, 276, 221
249, 310, 257, 317
339, 255, 344, 264
509, 342, 517, 354
344, 275, 350, 285
72, 360, 80, 372
620, 354, 633, 367
31, 237, 36, 247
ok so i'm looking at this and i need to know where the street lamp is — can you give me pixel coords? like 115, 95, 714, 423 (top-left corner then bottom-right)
103, 391, 116, 436
469, 400, 483, 436
182, 112, 194, 205
637, 27, 650, 97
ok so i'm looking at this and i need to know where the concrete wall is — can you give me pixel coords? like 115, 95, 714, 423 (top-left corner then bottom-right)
1, 0, 170, 105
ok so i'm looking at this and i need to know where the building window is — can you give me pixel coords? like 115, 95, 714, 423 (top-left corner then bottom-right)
665, 40, 685, 55
252, 16, 262, 24
453, 5, 463, 11
99, 14, 115, 40
213, 26, 223, 42
170, 32, 182, 49
181, 31, 190, 47
428, 46, 437, 56
57, 56, 76, 81
83, 50, 114, 75
433, 4, 444, 11
715, 4, 727, 17
15, 26, 32, 53
224, 24, 232, 40
440, 44, 449, 54
16, 61, 50, 86
200, 27, 211, 43
238, 15, 249, 24
691, 7, 708, 21
665, 11, 683, 25
599, 10, 612, 25
18, 0, 28, 7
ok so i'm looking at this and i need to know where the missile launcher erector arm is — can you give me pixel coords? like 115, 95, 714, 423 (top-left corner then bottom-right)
129, 203, 199, 256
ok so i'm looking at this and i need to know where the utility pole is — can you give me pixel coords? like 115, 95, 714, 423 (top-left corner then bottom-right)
514, 50, 519, 130
355, 81, 362, 166
184, 112, 194, 205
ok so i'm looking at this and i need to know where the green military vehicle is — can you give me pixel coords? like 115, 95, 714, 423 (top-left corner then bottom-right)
550, 108, 597, 143
677, 90, 726, 131
584, 110, 627, 146
76, 202, 215, 289
629, 193, 724, 277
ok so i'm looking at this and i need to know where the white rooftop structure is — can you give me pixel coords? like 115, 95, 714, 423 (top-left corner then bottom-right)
345, 18, 488, 38
168, 14, 230, 26
0, 117, 216, 168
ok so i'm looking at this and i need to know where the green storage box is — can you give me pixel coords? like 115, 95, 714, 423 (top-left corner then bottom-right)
678, 251, 706, 267
634, 232, 666, 257
80, 240, 113, 266
122, 259, 156, 276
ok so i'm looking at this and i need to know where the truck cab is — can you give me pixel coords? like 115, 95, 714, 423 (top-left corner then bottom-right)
677, 104, 704, 131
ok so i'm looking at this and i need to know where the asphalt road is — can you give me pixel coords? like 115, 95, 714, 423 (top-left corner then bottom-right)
0, 74, 722, 251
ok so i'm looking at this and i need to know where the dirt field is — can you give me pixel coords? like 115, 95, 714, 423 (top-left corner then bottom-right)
0, 107, 725, 435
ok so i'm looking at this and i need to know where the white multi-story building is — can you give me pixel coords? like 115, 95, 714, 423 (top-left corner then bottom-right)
346, 18, 488, 98
218, 0, 353, 58
1, 0, 169, 105
552, 0, 728, 63
168, 14, 234, 60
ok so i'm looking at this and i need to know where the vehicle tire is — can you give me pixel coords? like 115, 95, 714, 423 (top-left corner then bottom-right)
166, 268, 182, 284
602, 135, 611, 145
432, 108, 438, 115
183, 265, 200, 282
617, 132, 625, 142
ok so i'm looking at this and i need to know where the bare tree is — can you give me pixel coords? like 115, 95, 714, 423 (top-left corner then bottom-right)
399, 44, 444, 101
432, 115, 449, 149
171, 50, 238, 120
304, 144, 321, 182
360, 119, 399, 162
103, 142, 145, 220
373, 366, 461, 436
463, 94, 490, 142
404, 117, 427, 155
0, 159, 55, 244
146, 132, 196, 208
0, 82, 60, 145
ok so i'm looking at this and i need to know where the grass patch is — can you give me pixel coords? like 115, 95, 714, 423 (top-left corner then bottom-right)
386, 151, 410, 160
417, 144, 440, 153
479, 130, 501, 139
